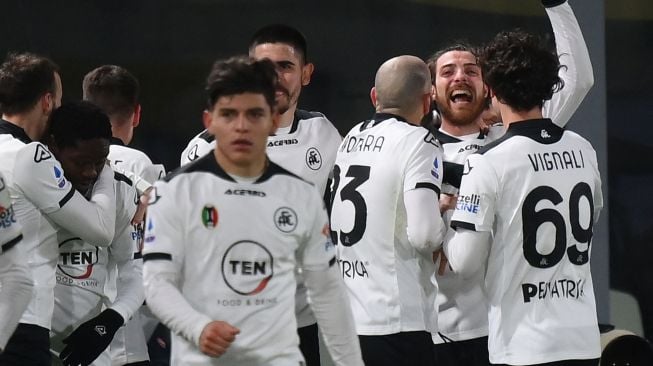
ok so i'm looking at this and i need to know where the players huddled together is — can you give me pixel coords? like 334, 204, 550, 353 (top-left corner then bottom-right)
0, 0, 618, 365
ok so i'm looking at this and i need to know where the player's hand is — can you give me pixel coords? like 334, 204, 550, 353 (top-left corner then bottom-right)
433, 249, 451, 275
199, 321, 240, 358
59, 309, 124, 366
439, 194, 457, 214
131, 187, 152, 225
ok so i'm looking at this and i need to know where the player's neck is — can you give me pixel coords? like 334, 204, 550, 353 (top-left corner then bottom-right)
214, 149, 267, 178
440, 118, 481, 137
278, 104, 297, 129
2, 111, 44, 141
111, 122, 133, 145
500, 106, 543, 127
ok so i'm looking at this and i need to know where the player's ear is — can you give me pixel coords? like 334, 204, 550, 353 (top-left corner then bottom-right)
301, 62, 314, 86
370, 87, 378, 108
132, 104, 142, 128
41, 92, 54, 116
202, 110, 212, 130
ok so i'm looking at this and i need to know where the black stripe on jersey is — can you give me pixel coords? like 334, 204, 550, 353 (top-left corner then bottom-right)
451, 220, 476, 231
198, 130, 215, 143
1, 233, 23, 253
58, 186, 76, 208
443, 162, 463, 188
133, 252, 142, 259
114, 172, 133, 186
256, 161, 309, 185
286, 109, 326, 134
0, 119, 31, 144
328, 256, 336, 267
434, 130, 463, 144
359, 112, 410, 132
415, 182, 441, 197
164, 152, 235, 182
142, 252, 172, 261
477, 118, 563, 155
110, 137, 126, 146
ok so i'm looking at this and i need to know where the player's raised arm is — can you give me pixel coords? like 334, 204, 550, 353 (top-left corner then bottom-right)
542, 0, 594, 127
13, 142, 116, 247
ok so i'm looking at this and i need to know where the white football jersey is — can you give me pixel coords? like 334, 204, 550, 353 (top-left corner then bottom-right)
143, 154, 335, 366
2, 142, 84, 329
180, 109, 341, 327
106, 138, 161, 365
330, 113, 443, 335
50, 173, 140, 362
433, 1, 594, 344
109, 138, 165, 184
0, 172, 22, 253
451, 119, 602, 364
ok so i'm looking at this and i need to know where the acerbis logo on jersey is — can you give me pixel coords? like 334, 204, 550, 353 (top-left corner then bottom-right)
53, 166, 66, 188
187, 144, 200, 161
57, 237, 100, 281
224, 189, 266, 197
201, 205, 219, 228
456, 194, 481, 214
268, 139, 298, 147
34, 143, 52, 162
274, 207, 297, 233
457, 144, 481, 153
305, 147, 322, 170
221, 240, 274, 296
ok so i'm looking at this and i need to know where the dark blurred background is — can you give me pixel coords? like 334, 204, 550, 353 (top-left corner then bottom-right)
2, 0, 650, 341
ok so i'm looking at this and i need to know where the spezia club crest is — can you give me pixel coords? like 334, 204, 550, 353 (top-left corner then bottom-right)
305, 147, 322, 170
201, 205, 219, 229
274, 207, 297, 233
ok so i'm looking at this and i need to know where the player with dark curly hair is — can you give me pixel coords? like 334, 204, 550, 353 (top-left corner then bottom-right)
443, 29, 603, 366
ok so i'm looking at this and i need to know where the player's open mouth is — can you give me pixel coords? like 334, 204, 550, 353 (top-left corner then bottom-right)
450, 89, 473, 104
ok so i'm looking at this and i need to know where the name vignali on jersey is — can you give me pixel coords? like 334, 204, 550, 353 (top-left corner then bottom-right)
451, 119, 602, 364
143, 154, 335, 365
330, 114, 442, 335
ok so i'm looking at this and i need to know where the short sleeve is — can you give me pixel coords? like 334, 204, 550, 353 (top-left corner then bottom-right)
13, 143, 75, 213
142, 180, 184, 266
402, 130, 443, 197
298, 188, 336, 272
450, 154, 498, 232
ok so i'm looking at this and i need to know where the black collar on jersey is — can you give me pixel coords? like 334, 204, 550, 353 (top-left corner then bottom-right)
435, 128, 487, 144
274, 109, 323, 135
359, 112, 409, 131
110, 137, 126, 146
165, 150, 302, 184
478, 118, 563, 154
0, 119, 31, 144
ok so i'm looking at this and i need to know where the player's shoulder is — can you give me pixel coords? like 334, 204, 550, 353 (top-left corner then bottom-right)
477, 118, 563, 155
295, 109, 328, 122
192, 129, 215, 144
16, 142, 57, 167
110, 144, 153, 165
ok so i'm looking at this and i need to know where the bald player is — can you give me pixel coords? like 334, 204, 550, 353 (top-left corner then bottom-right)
329, 55, 445, 366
